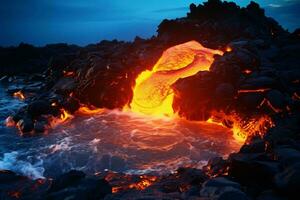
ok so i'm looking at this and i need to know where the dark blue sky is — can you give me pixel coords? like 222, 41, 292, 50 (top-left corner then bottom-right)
0, 0, 299, 47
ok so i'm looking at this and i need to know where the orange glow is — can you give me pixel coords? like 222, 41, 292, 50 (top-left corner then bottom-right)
60, 109, 73, 122
225, 46, 232, 52
49, 109, 73, 127
111, 175, 157, 193
63, 70, 75, 77
77, 106, 105, 115
207, 112, 274, 142
13, 91, 25, 100
258, 98, 282, 113
129, 40, 223, 117
243, 69, 252, 74
5, 116, 15, 127
238, 88, 270, 93
8, 191, 21, 198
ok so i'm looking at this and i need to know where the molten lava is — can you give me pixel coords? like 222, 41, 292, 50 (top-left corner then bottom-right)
13, 91, 25, 100
129, 41, 223, 117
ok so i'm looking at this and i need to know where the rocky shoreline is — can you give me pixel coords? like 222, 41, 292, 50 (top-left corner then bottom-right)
1, 0, 300, 199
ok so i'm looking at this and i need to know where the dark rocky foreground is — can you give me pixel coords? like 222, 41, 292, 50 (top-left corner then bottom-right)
1, 0, 300, 199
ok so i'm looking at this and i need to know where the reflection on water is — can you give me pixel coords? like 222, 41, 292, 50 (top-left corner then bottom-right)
0, 84, 242, 179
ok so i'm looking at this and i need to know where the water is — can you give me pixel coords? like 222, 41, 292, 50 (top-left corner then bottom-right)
0, 83, 242, 179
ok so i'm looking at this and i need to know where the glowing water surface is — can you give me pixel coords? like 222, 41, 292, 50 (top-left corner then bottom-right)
50, 110, 242, 176
0, 84, 242, 179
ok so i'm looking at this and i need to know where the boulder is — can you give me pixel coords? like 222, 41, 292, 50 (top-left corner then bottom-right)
49, 170, 86, 192
200, 177, 248, 200
266, 90, 286, 111
240, 76, 276, 89
228, 153, 279, 187
27, 100, 52, 118
16, 117, 34, 135
274, 163, 300, 197
256, 190, 286, 200
216, 83, 236, 100
273, 147, 300, 167
240, 139, 265, 153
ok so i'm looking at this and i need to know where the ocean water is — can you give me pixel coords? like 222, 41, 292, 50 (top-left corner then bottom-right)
0, 83, 242, 179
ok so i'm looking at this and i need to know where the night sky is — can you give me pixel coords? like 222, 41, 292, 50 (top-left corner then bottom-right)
1, 0, 299, 47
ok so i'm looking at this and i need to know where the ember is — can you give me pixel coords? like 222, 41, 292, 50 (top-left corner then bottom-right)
13, 91, 25, 100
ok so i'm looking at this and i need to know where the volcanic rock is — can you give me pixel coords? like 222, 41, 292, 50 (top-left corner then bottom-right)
16, 117, 34, 135
172, 71, 217, 121
228, 153, 279, 187
27, 100, 52, 118
240, 76, 276, 90
273, 147, 300, 167
200, 177, 248, 200
215, 83, 235, 100
256, 190, 286, 200
49, 170, 86, 192
274, 163, 300, 198
203, 157, 229, 177
0, 170, 23, 183
240, 138, 266, 154
48, 177, 112, 200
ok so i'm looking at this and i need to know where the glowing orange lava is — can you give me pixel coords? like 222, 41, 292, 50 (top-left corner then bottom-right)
13, 91, 25, 100
77, 106, 105, 115
129, 41, 223, 117
49, 109, 73, 127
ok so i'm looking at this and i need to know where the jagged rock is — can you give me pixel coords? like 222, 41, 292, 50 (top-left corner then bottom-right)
266, 90, 286, 111
53, 77, 76, 95
228, 153, 279, 187
240, 76, 276, 90
172, 71, 217, 121
154, 168, 208, 193
49, 170, 86, 192
0, 170, 23, 183
16, 117, 34, 135
240, 139, 265, 153
33, 120, 48, 133
27, 100, 52, 118
62, 97, 80, 113
256, 190, 286, 200
217, 190, 249, 200
215, 83, 235, 100
274, 163, 300, 198
200, 177, 248, 200
48, 177, 112, 200
237, 92, 264, 111
203, 157, 228, 176
273, 147, 300, 167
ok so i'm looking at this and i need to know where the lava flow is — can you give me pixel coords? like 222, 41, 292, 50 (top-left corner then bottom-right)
129, 41, 223, 117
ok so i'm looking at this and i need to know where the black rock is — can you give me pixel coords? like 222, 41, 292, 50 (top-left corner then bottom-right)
228, 153, 279, 187
0, 170, 23, 183
266, 90, 286, 111
200, 177, 248, 200
49, 170, 86, 192
274, 163, 300, 198
27, 100, 52, 118
48, 178, 111, 200
241, 76, 275, 89
257, 190, 286, 200
203, 177, 241, 189
217, 190, 249, 200
16, 117, 34, 135
240, 139, 265, 153
33, 120, 48, 133
274, 147, 300, 167
215, 83, 235, 100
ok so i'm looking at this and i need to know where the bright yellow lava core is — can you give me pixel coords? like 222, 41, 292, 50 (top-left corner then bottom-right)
129, 40, 223, 117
